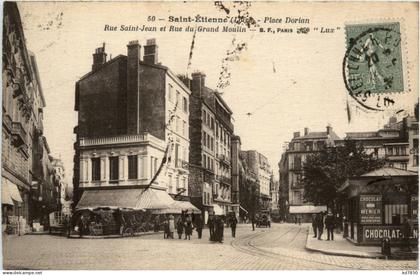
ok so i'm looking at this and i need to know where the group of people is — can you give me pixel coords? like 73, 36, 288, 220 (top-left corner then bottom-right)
160, 213, 239, 244
162, 214, 203, 240
311, 211, 336, 241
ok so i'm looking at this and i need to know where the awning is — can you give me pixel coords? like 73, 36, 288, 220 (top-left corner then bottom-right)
289, 205, 327, 214
136, 188, 175, 210
2, 178, 23, 205
212, 204, 224, 215
76, 188, 176, 211
76, 188, 143, 210
151, 200, 200, 214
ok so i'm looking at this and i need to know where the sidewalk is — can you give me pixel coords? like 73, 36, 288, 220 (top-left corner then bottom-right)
305, 225, 384, 259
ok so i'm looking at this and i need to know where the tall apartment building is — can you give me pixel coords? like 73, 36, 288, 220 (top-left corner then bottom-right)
73, 39, 191, 209
187, 72, 235, 220
280, 126, 340, 222
2, 2, 59, 233
240, 150, 273, 211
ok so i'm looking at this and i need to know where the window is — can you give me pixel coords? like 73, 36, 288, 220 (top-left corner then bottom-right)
91, 158, 101, 181
183, 121, 187, 136
150, 157, 154, 177
202, 110, 206, 123
154, 158, 158, 174
168, 84, 173, 102
109, 157, 119, 182
385, 204, 408, 225
183, 97, 188, 113
168, 175, 173, 193
128, 155, 138, 180
175, 144, 179, 167
203, 154, 207, 168
211, 137, 214, 151
211, 117, 214, 130
176, 116, 179, 133
176, 91, 180, 106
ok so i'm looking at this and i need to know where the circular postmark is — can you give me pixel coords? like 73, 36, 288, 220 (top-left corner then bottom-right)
343, 23, 404, 111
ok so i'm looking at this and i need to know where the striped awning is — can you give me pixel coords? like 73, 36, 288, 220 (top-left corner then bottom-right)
2, 178, 23, 205
76, 187, 176, 211
151, 201, 200, 214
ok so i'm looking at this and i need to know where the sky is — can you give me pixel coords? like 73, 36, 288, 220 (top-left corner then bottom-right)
17, 2, 418, 183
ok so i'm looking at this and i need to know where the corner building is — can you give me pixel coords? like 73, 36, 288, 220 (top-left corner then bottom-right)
73, 39, 191, 207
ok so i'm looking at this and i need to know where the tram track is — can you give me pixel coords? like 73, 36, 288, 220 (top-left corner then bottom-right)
230, 226, 360, 270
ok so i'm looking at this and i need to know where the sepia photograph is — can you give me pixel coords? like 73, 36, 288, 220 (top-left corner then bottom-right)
1, 0, 419, 271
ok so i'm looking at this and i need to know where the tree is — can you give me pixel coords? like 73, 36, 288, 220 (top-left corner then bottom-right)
302, 140, 385, 210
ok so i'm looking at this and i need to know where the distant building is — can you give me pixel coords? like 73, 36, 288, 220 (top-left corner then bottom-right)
345, 115, 418, 171
73, 39, 191, 209
240, 150, 273, 211
280, 126, 340, 222
270, 177, 279, 212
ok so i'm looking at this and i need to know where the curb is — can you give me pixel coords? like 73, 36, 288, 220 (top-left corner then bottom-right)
304, 226, 385, 259
68, 231, 162, 239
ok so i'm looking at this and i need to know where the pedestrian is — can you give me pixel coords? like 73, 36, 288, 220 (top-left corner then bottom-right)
325, 210, 335, 241
402, 216, 412, 252
184, 218, 193, 240
208, 215, 215, 241
168, 215, 175, 239
298, 214, 302, 226
251, 214, 255, 231
214, 216, 224, 243
294, 216, 297, 224
176, 217, 184, 239
195, 214, 203, 239
230, 214, 238, 238
311, 213, 317, 238
163, 216, 169, 239
153, 215, 160, 232
316, 212, 324, 240
78, 215, 85, 238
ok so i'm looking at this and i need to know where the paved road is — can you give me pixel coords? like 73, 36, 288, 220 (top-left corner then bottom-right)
2, 223, 417, 270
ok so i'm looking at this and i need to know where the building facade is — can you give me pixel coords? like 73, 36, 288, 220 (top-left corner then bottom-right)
187, 72, 235, 221
345, 115, 418, 172
2, 2, 60, 233
280, 126, 340, 222
73, 39, 191, 207
240, 150, 273, 212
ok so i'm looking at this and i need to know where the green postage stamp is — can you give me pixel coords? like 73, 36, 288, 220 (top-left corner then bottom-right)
344, 22, 404, 95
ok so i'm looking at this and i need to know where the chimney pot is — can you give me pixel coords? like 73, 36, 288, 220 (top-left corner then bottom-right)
304, 127, 309, 136
293, 132, 300, 138
143, 38, 158, 64
326, 125, 332, 135
92, 43, 107, 71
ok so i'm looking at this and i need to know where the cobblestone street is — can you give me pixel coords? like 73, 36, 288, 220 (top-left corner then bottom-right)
2, 223, 418, 270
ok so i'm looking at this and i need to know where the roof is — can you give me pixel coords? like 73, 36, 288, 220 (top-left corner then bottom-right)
360, 167, 418, 177
293, 131, 341, 141
76, 187, 175, 210
289, 205, 327, 214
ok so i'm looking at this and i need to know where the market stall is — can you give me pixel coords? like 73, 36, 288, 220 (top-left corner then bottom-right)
339, 167, 418, 245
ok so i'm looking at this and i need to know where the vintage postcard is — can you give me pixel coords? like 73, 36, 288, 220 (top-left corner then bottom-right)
1, 0, 418, 271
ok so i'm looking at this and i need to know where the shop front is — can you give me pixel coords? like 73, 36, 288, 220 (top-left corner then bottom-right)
288, 205, 327, 223
339, 167, 418, 246
74, 186, 178, 236
2, 177, 28, 235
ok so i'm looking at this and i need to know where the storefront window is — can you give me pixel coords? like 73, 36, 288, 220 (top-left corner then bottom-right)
384, 204, 408, 225
109, 156, 119, 182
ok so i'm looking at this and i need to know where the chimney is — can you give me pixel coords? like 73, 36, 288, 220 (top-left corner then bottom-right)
304, 127, 309, 136
293, 131, 300, 138
92, 43, 107, 71
326, 125, 332, 135
191, 72, 206, 96
143, 38, 158, 64
127, 40, 141, 134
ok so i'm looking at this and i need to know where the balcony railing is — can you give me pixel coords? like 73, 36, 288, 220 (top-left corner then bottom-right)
79, 133, 166, 148
2, 113, 13, 133
220, 176, 231, 185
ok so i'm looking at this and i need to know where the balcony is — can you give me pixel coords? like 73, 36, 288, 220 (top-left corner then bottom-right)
79, 133, 166, 149
203, 169, 215, 183
2, 113, 13, 133
177, 159, 189, 174
220, 176, 231, 185
11, 121, 27, 147
217, 154, 230, 166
